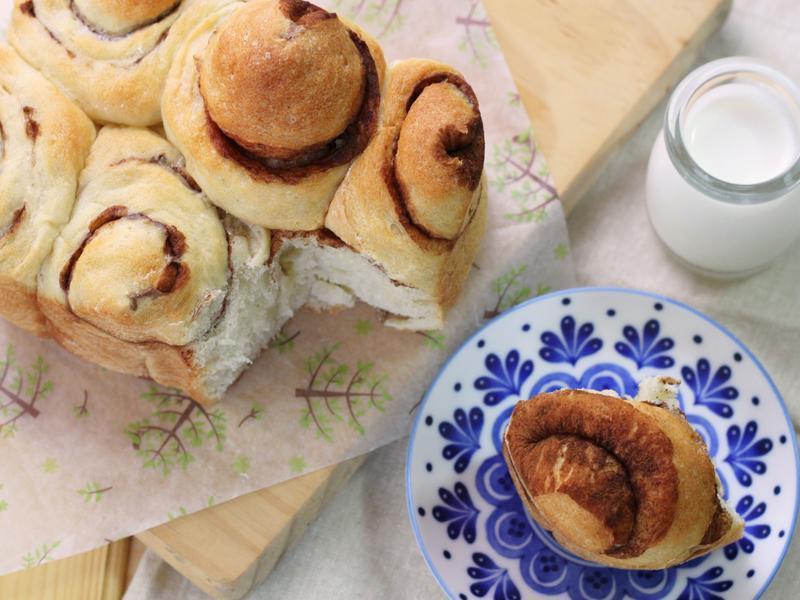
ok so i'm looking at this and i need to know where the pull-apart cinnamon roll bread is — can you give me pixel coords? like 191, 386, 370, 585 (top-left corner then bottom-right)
0, 44, 95, 336
162, 0, 385, 230
325, 59, 488, 326
9, 0, 229, 125
37, 126, 286, 404
503, 378, 744, 569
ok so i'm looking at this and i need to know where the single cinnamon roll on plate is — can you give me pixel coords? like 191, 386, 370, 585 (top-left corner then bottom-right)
162, 0, 385, 230
37, 126, 286, 404
326, 58, 487, 329
0, 44, 95, 335
9, 0, 230, 125
503, 377, 744, 569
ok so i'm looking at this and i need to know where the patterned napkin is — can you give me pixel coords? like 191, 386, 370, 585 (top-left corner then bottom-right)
0, 0, 575, 573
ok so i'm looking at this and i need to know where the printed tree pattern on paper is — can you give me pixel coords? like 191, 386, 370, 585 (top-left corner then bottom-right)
335, 0, 405, 37
296, 344, 392, 441
456, 0, 496, 67
417, 330, 446, 350
490, 130, 558, 223
269, 327, 300, 354
0, 483, 7, 512
0, 346, 53, 438
484, 265, 532, 319
22, 541, 60, 568
238, 403, 265, 428
77, 482, 112, 503
125, 385, 226, 475
73, 390, 90, 419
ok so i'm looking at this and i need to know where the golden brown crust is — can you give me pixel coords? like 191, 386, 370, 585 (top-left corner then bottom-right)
36, 127, 231, 404
38, 296, 212, 403
503, 389, 744, 569
325, 59, 487, 317
199, 0, 364, 159
162, 0, 386, 229
0, 43, 95, 336
9, 0, 231, 126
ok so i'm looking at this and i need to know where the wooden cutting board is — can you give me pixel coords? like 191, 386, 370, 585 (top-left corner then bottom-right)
0, 0, 731, 598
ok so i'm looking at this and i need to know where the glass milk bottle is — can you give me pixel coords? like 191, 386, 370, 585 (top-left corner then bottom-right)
646, 57, 800, 277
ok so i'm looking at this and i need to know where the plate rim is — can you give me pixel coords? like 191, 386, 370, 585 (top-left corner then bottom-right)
405, 285, 800, 600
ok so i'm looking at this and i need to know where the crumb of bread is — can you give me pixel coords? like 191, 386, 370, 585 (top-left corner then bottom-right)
635, 376, 681, 410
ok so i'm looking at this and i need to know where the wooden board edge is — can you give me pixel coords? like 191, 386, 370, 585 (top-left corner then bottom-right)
0, 538, 130, 600
135, 456, 366, 599
556, 0, 733, 211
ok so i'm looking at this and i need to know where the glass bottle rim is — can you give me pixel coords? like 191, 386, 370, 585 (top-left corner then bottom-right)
665, 56, 800, 205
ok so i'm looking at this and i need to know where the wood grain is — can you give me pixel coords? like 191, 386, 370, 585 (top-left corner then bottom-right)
484, 0, 732, 212
0, 539, 129, 600
0, 2, 731, 599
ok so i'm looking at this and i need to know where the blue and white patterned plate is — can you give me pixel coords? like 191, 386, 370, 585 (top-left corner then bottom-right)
406, 288, 798, 600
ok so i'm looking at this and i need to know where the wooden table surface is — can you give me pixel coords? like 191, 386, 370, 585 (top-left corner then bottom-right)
0, 1, 732, 598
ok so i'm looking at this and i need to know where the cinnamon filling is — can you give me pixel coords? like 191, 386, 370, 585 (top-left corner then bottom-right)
506, 391, 680, 559
204, 29, 380, 184
20, 1, 170, 62
22, 106, 39, 141
59, 206, 190, 311
110, 154, 201, 192
0, 206, 25, 241
279, 0, 334, 27
68, 0, 181, 39
383, 73, 484, 245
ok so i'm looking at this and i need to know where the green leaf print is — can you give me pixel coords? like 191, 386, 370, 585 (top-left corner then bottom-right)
354, 319, 372, 336
289, 455, 307, 474
73, 391, 90, 419
489, 131, 559, 223
296, 345, 392, 442
0, 346, 53, 437
416, 330, 446, 350
269, 327, 300, 354
455, 0, 497, 68
232, 454, 251, 475
22, 541, 61, 568
554, 243, 570, 261
237, 403, 265, 428
125, 385, 226, 476
167, 506, 188, 521
484, 265, 532, 320
0, 483, 7, 512
335, 0, 405, 37
77, 482, 112, 503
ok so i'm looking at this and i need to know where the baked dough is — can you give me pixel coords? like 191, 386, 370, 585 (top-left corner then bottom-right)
0, 44, 95, 335
503, 380, 744, 569
325, 59, 487, 324
9, 0, 231, 125
162, 0, 386, 230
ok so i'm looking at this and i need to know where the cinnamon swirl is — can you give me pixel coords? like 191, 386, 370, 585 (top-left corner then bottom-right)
0, 44, 95, 335
325, 59, 487, 329
503, 378, 744, 569
37, 126, 283, 404
162, 0, 386, 230
9, 0, 230, 126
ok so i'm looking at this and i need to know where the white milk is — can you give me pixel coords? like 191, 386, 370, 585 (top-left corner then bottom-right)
646, 58, 800, 277
684, 82, 800, 185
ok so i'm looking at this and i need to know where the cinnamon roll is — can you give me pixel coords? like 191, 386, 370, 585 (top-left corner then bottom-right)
0, 44, 95, 335
325, 59, 487, 329
8, 0, 230, 126
503, 378, 744, 569
37, 126, 284, 404
162, 0, 386, 230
